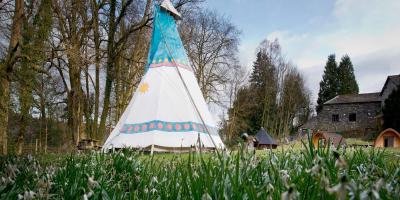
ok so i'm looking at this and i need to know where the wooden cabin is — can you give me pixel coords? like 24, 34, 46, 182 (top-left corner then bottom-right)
254, 128, 278, 149
374, 128, 400, 148
312, 131, 346, 148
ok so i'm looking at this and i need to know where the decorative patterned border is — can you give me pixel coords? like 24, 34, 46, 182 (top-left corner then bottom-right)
119, 120, 217, 135
149, 61, 193, 72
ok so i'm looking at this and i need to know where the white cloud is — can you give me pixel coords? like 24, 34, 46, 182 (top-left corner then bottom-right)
333, 0, 400, 26
255, 0, 400, 104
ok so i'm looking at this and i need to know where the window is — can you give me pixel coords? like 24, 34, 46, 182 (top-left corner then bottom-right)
349, 113, 356, 122
332, 114, 339, 122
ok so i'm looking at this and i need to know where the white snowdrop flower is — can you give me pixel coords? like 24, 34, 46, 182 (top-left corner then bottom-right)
27, 154, 33, 161
150, 188, 157, 194
6, 164, 19, 179
280, 170, 288, 176
281, 187, 299, 200
193, 171, 199, 178
88, 176, 99, 189
374, 178, 385, 190
267, 183, 274, 192
327, 183, 347, 200
151, 176, 158, 184
135, 175, 141, 182
280, 170, 290, 186
83, 191, 93, 200
385, 183, 393, 193
334, 158, 347, 169
306, 164, 320, 175
18, 194, 23, 200
23, 191, 36, 200
144, 188, 149, 194
360, 189, 379, 200
262, 171, 269, 178
201, 193, 212, 200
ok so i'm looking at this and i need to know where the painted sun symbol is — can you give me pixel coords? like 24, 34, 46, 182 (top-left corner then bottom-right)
139, 82, 149, 93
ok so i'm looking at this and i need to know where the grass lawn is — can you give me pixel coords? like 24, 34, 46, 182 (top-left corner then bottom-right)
1, 139, 399, 200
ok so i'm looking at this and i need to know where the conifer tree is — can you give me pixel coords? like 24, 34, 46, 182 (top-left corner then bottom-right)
338, 55, 359, 94
383, 85, 400, 132
317, 54, 339, 113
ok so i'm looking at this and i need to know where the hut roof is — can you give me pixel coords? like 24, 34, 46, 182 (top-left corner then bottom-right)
314, 132, 346, 147
324, 93, 381, 105
255, 128, 278, 145
374, 128, 400, 147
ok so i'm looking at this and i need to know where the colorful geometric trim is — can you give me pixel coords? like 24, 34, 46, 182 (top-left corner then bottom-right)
119, 120, 217, 135
149, 61, 193, 72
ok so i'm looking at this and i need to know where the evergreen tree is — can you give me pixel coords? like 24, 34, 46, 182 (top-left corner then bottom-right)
248, 51, 272, 134
338, 55, 359, 94
317, 54, 339, 113
224, 39, 311, 142
383, 85, 400, 132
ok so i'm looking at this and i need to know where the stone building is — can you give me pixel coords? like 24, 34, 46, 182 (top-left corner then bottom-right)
302, 74, 400, 138
315, 93, 381, 136
380, 75, 400, 106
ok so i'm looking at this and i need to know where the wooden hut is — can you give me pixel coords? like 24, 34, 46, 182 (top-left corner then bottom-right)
312, 131, 346, 148
254, 128, 278, 149
374, 128, 400, 148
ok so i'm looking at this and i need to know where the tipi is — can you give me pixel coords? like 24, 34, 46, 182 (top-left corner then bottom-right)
102, 1, 225, 152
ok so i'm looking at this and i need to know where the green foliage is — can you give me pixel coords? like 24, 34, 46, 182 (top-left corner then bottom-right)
224, 40, 310, 141
317, 54, 359, 113
338, 55, 359, 95
225, 87, 259, 139
317, 54, 338, 113
1, 140, 399, 199
225, 49, 278, 139
383, 85, 400, 132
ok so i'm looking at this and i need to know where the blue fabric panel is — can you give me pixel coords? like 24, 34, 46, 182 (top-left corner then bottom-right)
119, 120, 218, 135
146, 6, 190, 71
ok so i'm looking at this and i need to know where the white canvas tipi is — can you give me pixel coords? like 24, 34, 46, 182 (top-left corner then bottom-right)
102, 1, 225, 152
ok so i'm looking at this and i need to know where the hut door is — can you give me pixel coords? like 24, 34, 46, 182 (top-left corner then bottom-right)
384, 136, 394, 147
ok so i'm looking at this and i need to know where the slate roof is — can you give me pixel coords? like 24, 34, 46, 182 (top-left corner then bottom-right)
255, 128, 278, 145
380, 75, 400, 95
324, 92, 381, 105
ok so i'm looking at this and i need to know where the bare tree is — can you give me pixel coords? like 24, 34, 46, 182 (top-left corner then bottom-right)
180, 9, 240, 104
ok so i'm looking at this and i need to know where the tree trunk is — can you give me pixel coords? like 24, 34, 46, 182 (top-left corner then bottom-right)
0, 0, 24, 155
16, 85, 31, 155
91, 0, 101, 139
84, 63, 92, 139
67, 49, 83, 145
0, 78, 10, 155
98, 0, 116, 141
40, 74, 47, 153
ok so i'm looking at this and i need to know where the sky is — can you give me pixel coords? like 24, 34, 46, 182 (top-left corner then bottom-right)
203, 0, 400, 105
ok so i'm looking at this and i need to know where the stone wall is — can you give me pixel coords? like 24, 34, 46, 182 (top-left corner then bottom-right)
316, 102, 381, 136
